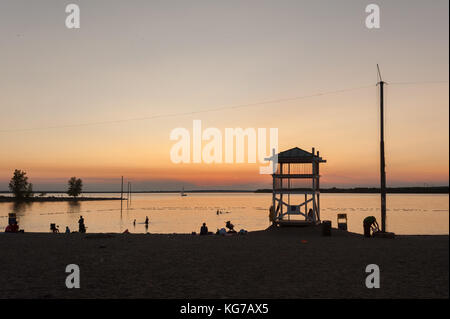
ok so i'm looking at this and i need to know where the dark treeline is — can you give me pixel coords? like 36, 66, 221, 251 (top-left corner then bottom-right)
0, 196, 122, 203
1, 186, 448, 195
0, 190, 254, 194
4, 169, 87, 202
255, 186, 449, 194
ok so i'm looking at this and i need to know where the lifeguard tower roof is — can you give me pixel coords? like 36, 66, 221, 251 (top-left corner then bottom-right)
277, 147, 326, 163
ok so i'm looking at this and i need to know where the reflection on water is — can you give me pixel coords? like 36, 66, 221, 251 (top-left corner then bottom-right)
0, 193, 448, 235
67, 201, 81, 214
10, 201, 32, 215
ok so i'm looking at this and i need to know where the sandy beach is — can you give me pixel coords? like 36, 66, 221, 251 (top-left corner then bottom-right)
0, 227, 447, 299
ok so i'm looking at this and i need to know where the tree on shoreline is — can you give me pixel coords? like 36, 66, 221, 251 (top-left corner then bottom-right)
8, 169, 33, 200
67, 177, 83, 198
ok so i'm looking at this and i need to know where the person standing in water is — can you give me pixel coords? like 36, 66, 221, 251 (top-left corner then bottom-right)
78, 216, 86, 233
200, 223, 208, 235
144, 216, 149, 233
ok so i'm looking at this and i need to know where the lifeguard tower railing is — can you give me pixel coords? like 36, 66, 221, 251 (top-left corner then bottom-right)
272, 147, 326, 225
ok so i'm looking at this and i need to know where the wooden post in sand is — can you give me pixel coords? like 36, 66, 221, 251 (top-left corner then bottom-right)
121, 176, 124, 201
120, 176, 124, 213
127, 181, 131, 205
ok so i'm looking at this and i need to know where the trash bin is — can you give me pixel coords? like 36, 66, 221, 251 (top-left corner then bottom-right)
322, 220, 331, 236
337, 213, 348, 231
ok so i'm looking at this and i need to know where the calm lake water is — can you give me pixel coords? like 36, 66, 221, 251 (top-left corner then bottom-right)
0, 193, 448, 235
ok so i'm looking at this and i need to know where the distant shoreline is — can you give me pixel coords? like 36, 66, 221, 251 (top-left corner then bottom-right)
255, 186, 449, 194
0, 186, 447, 196
0, 196, 122, 203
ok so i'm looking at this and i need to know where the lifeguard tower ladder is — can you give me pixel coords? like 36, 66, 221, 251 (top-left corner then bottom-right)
272, 147, 326, 226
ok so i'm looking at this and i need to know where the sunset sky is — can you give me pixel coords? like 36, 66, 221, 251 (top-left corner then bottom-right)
0, 0, 448, 191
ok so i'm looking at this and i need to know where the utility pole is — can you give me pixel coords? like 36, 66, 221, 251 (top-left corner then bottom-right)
377, 64, 387, 232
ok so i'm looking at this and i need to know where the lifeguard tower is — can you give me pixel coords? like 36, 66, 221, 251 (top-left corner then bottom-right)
271, 147, 326, 226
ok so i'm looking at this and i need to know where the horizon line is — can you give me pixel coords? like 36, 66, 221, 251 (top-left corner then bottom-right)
1, 185, 449, 194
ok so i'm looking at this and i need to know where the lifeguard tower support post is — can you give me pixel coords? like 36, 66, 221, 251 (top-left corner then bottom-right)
272, 147, 326, 225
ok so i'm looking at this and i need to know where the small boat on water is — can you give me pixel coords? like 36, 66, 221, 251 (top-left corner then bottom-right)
180, 186, 187, 197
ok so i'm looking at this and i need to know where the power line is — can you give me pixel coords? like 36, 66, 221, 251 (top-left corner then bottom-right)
1, 80, 447, 134
389, 80, 448, 86
0, 84, 375, 133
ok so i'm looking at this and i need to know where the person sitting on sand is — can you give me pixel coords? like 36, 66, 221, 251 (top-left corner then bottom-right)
50, 223, 59, 233
226, 221, 236, 233
5, 221, 19, 233
200, 223, 208, 235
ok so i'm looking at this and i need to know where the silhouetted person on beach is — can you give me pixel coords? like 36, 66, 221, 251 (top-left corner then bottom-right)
133, 219, 136, 226
50, 224, 59, 233
5, 221, 19, 233
307, 209, 314, 221
226, 221, 236, 233
145, 216, 149, 225
200, 223, 208, 235
78, 216, 86, 233
363, 216, 379, 237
